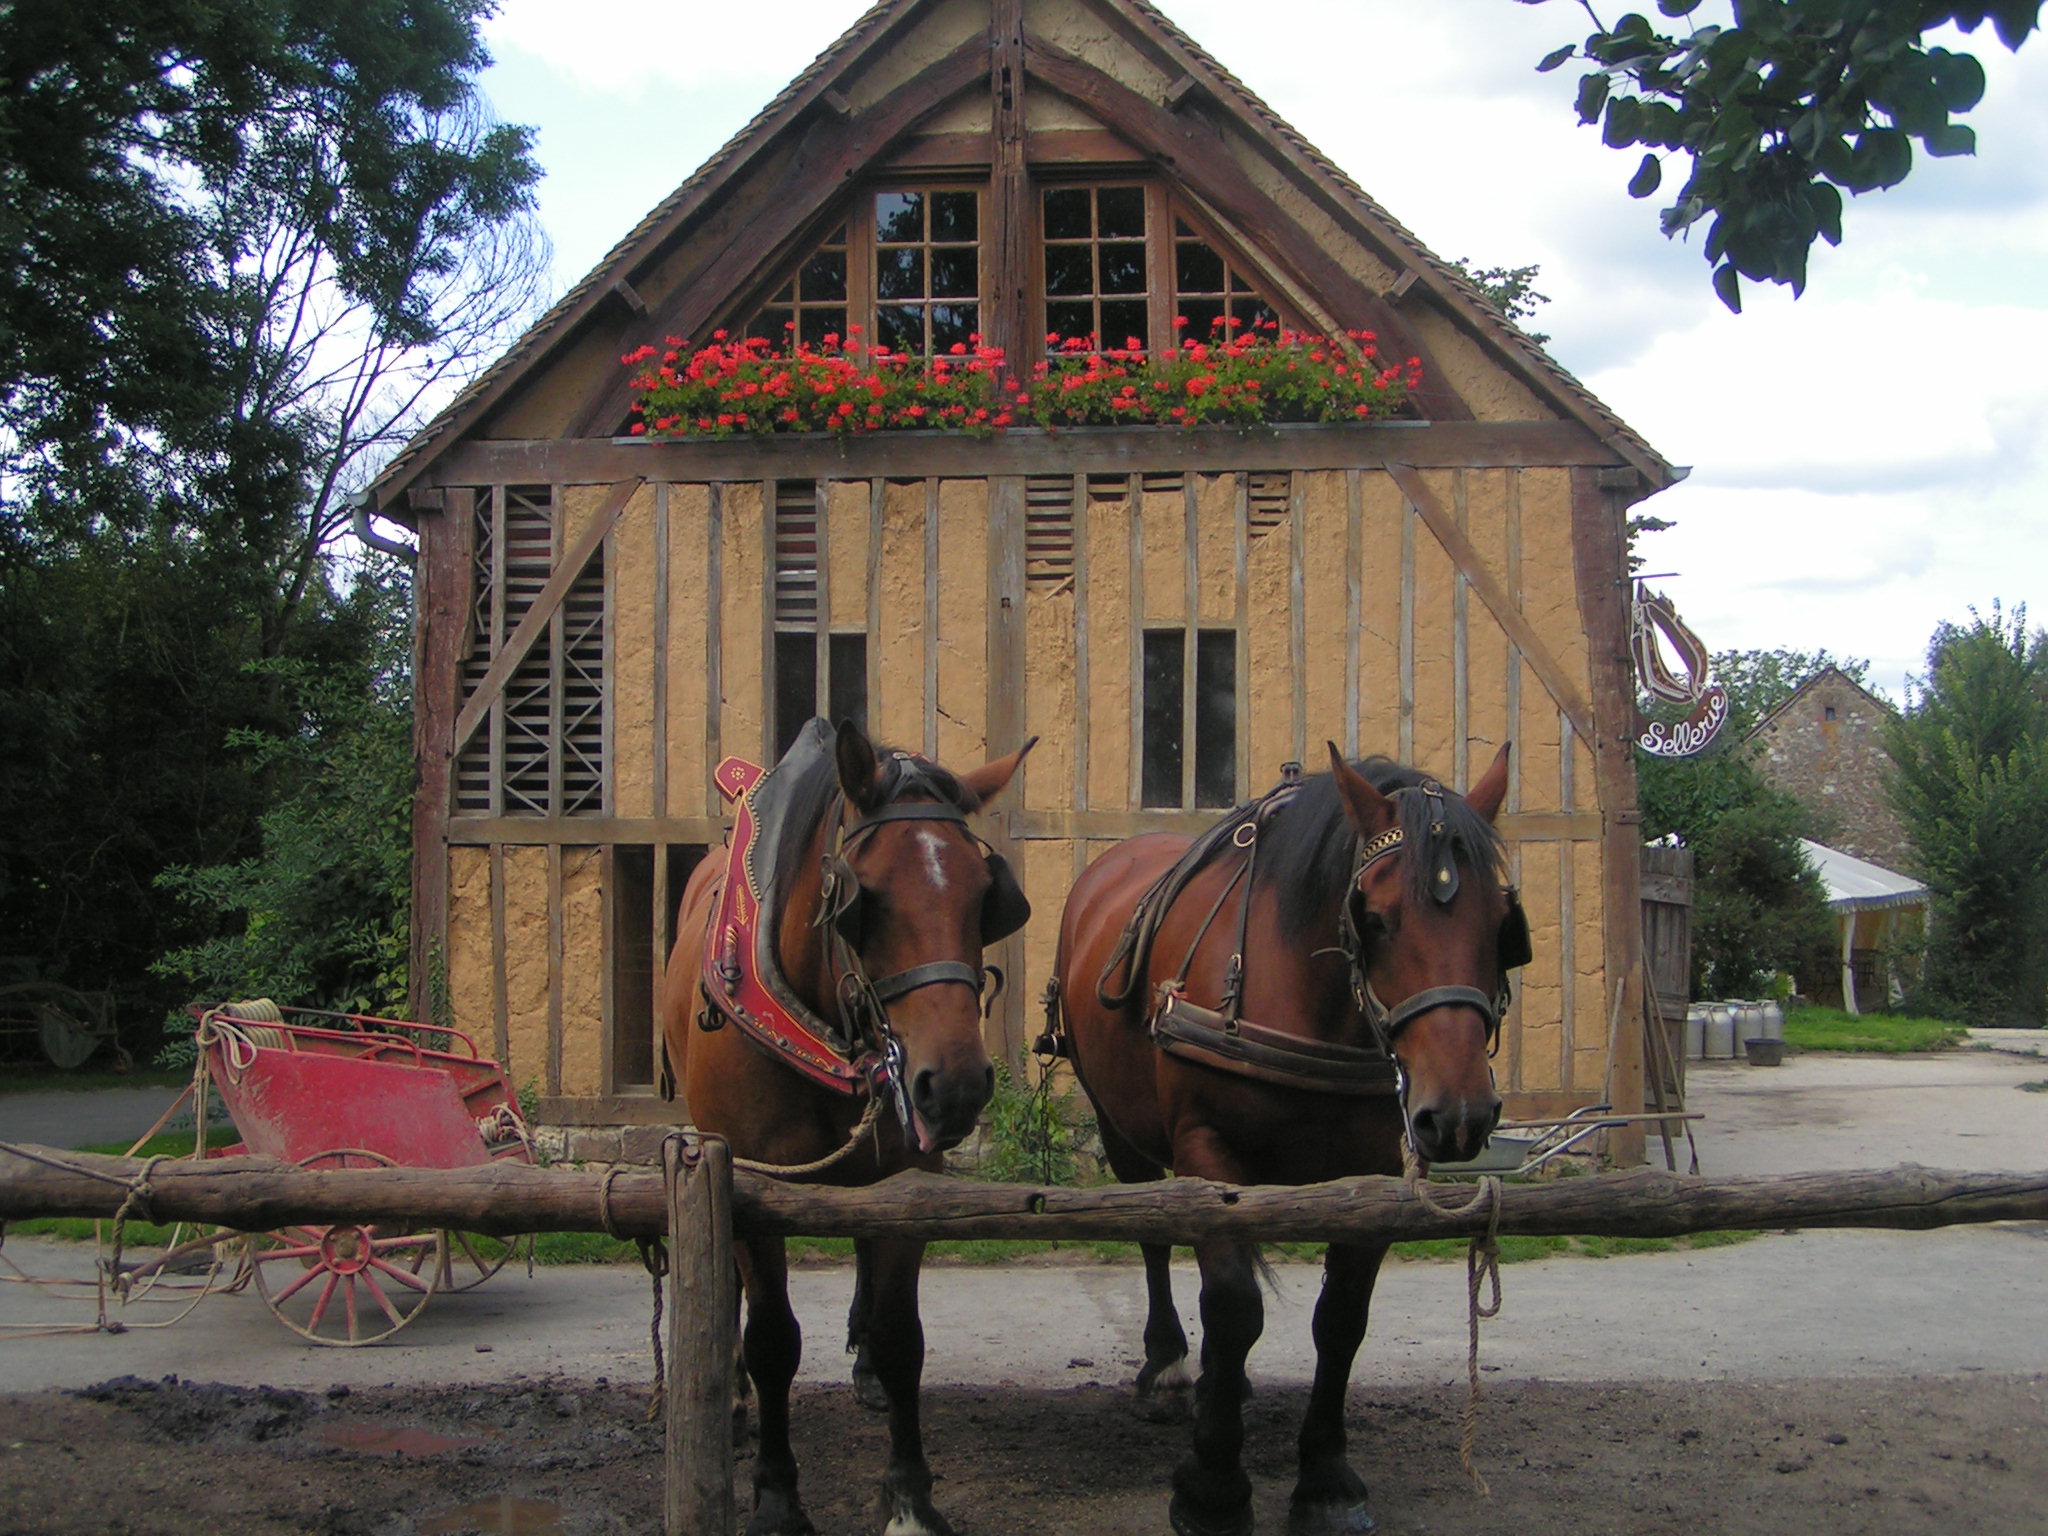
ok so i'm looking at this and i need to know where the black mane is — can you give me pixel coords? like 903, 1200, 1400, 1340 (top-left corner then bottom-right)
770, 723, 982, 898
1255, 757, 1507, 939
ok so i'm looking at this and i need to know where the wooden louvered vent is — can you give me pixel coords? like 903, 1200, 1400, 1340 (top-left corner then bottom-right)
454, 485, 607, 818
1024, 476, 1076, 592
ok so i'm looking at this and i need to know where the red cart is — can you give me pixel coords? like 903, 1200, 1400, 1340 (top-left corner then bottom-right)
189, 1001, 534, 1346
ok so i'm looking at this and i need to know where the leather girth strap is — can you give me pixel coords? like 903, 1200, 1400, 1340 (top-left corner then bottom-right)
1151, 991, 1399, 1097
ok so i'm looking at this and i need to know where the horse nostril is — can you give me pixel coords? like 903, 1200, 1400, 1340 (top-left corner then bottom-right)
912, 1067, 938, 1115
1410, 1107, 1442, 1153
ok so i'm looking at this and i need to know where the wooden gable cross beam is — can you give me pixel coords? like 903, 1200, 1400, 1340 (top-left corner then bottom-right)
450, 477, 646, 758
1384, 462, 1598, 749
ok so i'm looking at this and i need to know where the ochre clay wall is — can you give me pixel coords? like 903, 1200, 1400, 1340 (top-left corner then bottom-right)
435, 463, 1614, 1123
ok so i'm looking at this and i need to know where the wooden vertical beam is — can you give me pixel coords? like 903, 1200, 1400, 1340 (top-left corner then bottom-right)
1128, 473, 1145, 811
1345, 470, 1362, 760
1571, 467, 1648, 1167
665, 1134, 736, 1536
986, 475, 1028, 1061
1289, 472, 1306, 769
1072, 475, 1091, 812
653, 482, 671, 823
815, 479, 833, 724
867, 479, 885, 729
925, 479, 941, 757
1399, 495, 1416, 763
705, 485, 724, 810
1234, 473, 1250, 796
1181, 477, 1199, 808
410, 489, 472, 1023
490, 844, 509, 1065
547, 842, 564, 1098
761, 479, 778, 762
1452, 471, 1470, 790
988, 0, 1030, 365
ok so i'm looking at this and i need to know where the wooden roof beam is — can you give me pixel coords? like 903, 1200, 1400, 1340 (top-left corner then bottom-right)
1021, 36, 1470, 422
566, 38, 994, 439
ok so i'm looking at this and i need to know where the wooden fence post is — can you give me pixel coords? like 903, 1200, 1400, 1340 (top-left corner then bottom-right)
665, 1133, 735, 1536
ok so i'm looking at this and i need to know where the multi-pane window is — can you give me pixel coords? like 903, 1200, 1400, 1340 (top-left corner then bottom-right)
874, 189, 981, 355
772, 480, 868, 759
1174, 217, 1279, 341
1142, 628, 1238, 809
1043, 184, 1151, 351
749, 224, 849, 348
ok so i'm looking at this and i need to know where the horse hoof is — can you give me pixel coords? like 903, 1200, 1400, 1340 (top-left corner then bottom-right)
1285, 1499, 1376, 1536
1134, 1357, 1193, 1422
878, 1467, 956, 1536
852, 1366, 892, 1413
1169, 1491, 1254, 1536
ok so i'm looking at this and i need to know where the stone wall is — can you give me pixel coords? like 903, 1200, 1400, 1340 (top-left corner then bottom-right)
1747, 670, 1913, 873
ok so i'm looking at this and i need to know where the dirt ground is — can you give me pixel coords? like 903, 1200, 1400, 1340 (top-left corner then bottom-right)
2, 1368, 2042, 1536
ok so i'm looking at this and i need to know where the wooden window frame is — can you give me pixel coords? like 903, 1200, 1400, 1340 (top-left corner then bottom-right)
734, 174, 1296, 369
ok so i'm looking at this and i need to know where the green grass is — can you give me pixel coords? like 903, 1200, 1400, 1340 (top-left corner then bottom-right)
1779, 1006, 1965, 1054
2019, 1080, 2048, 1094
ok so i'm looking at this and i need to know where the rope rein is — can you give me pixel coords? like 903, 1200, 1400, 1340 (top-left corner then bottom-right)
1401, 1139, 1503, 1497
729, 1095, 882, 1177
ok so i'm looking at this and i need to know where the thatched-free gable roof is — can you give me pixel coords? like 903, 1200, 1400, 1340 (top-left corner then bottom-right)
367, 0, 1672, 514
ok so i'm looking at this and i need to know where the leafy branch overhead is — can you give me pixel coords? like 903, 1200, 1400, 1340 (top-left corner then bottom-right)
1528, 1, 2042, 310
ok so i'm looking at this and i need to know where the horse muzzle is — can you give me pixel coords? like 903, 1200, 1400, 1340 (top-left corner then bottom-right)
1407, 1092, 1503, 1165
906, 1058, 996, 1153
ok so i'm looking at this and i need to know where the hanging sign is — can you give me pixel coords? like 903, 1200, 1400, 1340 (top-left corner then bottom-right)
1631, 584, 1727, 758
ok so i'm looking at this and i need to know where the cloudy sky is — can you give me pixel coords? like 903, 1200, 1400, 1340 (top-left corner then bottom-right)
476, 0, 2048, 698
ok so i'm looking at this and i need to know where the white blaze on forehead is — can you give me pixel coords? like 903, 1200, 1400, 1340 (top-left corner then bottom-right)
913, 827, 951, 889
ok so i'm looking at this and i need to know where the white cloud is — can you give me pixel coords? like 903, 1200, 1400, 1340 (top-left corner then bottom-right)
484, 0, 875, 97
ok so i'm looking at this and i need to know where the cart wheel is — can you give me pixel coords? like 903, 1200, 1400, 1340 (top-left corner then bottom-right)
433, 1230, 530, 1292
244, 1150, 439, 1346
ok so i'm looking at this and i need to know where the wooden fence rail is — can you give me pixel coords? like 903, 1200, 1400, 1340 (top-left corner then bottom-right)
6, 1142, 2047, 1245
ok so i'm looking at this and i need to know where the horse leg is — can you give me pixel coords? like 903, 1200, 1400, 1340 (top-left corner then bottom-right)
738, 1236, 815, 1536
847, 1238, 890, 1411
1097, 1117, 1192, 1421
862, 1236, 954, 1536
1285, 1240, 1389, 1536
1169, 1237, 1264, 1536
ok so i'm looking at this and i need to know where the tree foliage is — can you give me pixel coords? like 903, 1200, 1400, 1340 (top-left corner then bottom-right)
1884, 604, 2048, 1025
0, 1, 541, 1051
1637, 646, 1848, 996
1526, 1, 2043, 309
152, 563, 415, 1019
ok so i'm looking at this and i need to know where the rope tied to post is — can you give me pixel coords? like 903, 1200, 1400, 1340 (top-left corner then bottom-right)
729, 1094, 880, 1179
106, 1155, 170, 1300
1401, 1141, 1504, 1495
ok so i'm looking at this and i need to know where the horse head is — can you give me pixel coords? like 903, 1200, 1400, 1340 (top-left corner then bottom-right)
816, 720, 1035, 1154
1328, 742, 1515, 1166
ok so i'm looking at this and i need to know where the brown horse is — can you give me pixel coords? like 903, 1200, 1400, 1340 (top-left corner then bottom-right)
661, 717, 1032, 1536
1050, 744, 1523, 1536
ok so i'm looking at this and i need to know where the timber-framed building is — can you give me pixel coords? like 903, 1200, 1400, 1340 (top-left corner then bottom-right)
367, 0, 1677, 1155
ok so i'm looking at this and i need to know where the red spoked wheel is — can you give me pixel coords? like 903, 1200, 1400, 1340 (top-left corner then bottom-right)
243, 1150, 439, 1346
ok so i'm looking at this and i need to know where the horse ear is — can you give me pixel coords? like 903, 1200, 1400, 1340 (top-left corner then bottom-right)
958, 736, 1038, 809
1328, 742, 1396, 837
1465, 741, 1511, 823
835, 718, 882, 812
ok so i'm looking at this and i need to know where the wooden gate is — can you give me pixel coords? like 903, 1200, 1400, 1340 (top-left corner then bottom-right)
1639, 844, 1694, 1108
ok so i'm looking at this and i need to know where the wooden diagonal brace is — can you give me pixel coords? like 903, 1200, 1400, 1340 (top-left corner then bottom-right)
450, 477, 646, 757
1385, 462, 1597, 749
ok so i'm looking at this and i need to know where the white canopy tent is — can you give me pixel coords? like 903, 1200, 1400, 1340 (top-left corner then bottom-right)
1799, 839, 1928, 1015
